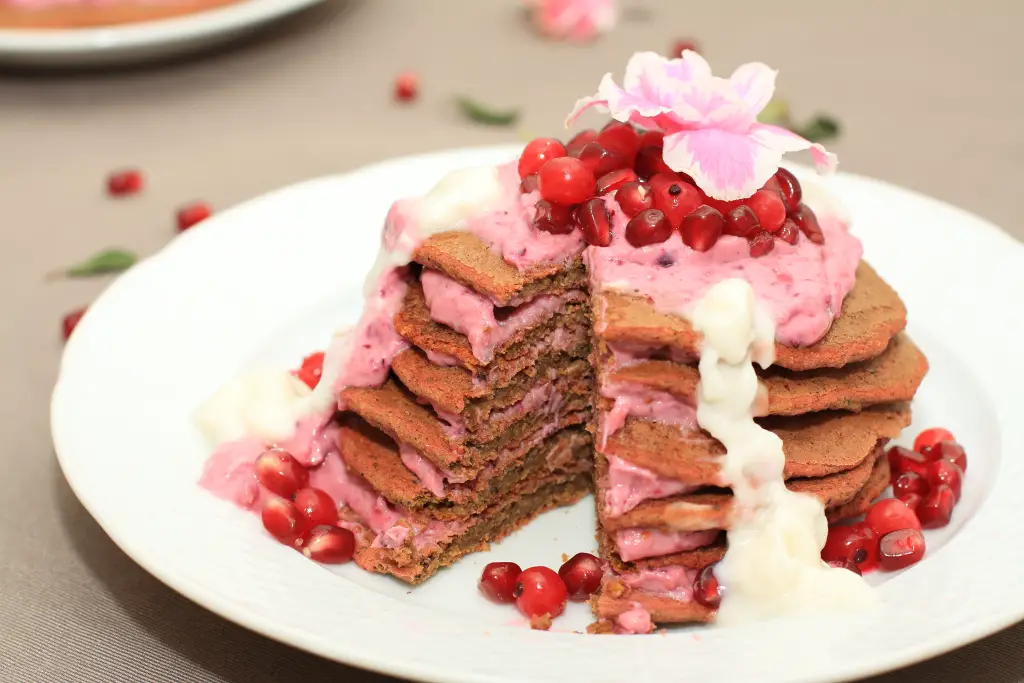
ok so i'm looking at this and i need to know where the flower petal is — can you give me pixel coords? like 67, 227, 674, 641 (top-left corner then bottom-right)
750, 123, 838, 174
729, 62, 777, 115
663, 128, 783, 201
666, 49, 712, 83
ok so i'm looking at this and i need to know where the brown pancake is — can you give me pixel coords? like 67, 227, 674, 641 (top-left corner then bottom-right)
595, 261, 907, 371
590, 574, 716, 628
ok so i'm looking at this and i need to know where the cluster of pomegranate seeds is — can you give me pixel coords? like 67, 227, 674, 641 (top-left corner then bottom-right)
176, 201, 213, 232
106, 169, 144, 197
823, 427, 968, 573
477, 552, 601, 629
294, 351, 326, 389
517, 121, 826, 256
394, 71, 419, 102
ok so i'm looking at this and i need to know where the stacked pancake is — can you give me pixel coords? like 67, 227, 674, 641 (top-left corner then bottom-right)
337, 232, 594, 583
589, 262, 928, 628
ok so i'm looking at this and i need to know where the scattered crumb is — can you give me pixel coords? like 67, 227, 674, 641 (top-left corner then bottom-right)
586, 619, 615, 635
606, 580, 626, 599
561, 553, 569, 563
530, 613, 553, 631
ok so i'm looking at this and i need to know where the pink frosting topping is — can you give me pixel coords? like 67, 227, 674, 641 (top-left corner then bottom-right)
614, 528, 720, 562
599, 381, 697, 447
603, 455, 696, 516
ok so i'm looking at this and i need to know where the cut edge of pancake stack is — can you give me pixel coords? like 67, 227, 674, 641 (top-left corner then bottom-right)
587, 261, 929, 630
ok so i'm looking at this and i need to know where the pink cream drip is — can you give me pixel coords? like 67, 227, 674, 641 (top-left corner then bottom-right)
614, 528, 721, 562
598, 381, 697, 448
424, 349, 462, 367
199, 437, 265, 510
602, 455, 696, 517
398, 443, 446, 498
618, 565, 698, 601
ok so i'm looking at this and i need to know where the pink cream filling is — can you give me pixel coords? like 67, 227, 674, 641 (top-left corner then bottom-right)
615, 604, 654, 634
618, 565, 698, 601
603, 455, 696, 517
424, 349, 462, 367
598, 381, 697, 448
614, 528, 721, 562
398, 443, 446, 498
432, 376, 563, 439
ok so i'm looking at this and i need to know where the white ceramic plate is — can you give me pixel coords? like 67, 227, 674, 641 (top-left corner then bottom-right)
51, 145, 1024, 683
0, 0, 322, 67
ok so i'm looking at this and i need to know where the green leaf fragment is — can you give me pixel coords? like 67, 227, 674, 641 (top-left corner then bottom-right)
456, 97, 521, 127
793, 115, 841, 143
57, 248, 138, 279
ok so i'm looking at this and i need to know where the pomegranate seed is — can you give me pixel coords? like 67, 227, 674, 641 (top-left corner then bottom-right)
821, 523, 879, 572
926, 460, 964, 502
295, 351, 325, 389
790, 204, 824, 244
878, 528, 926, 571
520, 174, 540, 194
62, 307, 87, 341
532, 199, 575, 235
914, 428, 956, 453
746, 190, 787, 233
775, 219, 800, 244
900, 492, 924, 515
479, 561, 522, 604
254, 449, 309, 499
827, 559, 863, 575
921, 440, 967, 473
597, 122, 641, 161
566, 129, 598, 157
261, 497, 310, 548
577, 198, 613, 247
865, 498, 922, 538
596, 168, 638, 195
558, 552, 602, 601
748, 230, 775, 257
614, 181, 655, 218
670, 39, 699, 57
703, 194, 745, 216
693, 564, 723, 608
176, 201, 212, 232
892, 471, 929, 502
917, 485, 956, 529
106, 169, 143, 197
538, 157, 596, 205
625, 209, 673, 247
649, 173, 702, 229
293, 487, 339, 527
302, 525, 355, 563
724, 205, 760, 238
394, 71, 418, 102
679, 205, 724, 252
774, 168, 803, 212
518, 138, 567, 179
577, 142, 628, 178
887, 446, 930, 478
634, 146, 673, 179
637, 130, 664, 149
761, 176, 782, 197
514, 566, 568, 619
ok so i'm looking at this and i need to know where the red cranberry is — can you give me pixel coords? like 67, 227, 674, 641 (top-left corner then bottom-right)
598, 121, 641, 161
921, 440, 967, 473
926, 460, 964, 502
577, 142, 628, 178
864, 498, 921, 539
892, 471, 929, 502
176, 201, 212, 232
775, 219, 800, 244
106, 169, 143, 196
827, 559, 863, 575
679, 205, 724, 252
302, 525, 355, 563
693, 564, 723, 608
514, 566, 568, 619
520, 174, 539, 194
566, 129, 598, 157
774, 168, 803, 212
293, 487, 339, 527
748, 230, 775, 257
558, 552, 602, 601
62, 307, 87, 341
821, 523, 879, 572
518, 138, 567, 179
577, 198, 613, 247
261, 497, 310, 548
670, 39, 699, 57
917, 485, 956, 529
790, 204, 824, 244
625, 209, 673, 247
254, 449, 309, 499
538, 157, 596, 206
634, 145, 673, 179
596, 168, 639, 195
649, 173, 702, 229
295, 351, 325, 389
746, 189, 787, 233
914, 428, 955, 453
394, 71, 418, 101
887, 446, 930, 478
614, 181, 655, 218
724, 205, 760, 238
878, 528, 926, 571
637, 130, 664, 149
479, 561, 522, 604
532, 199, 575, 234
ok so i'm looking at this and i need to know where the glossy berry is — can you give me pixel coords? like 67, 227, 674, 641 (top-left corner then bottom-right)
900, 492, 924, 515
625, 209, 673, 248
538, 157, 596, 206
596, 168, 639, 195
914, 428, 955, 453
302, 525, 355, 564
514, 566, 568, 619
864, 498, 922, 539
479, 562, 522, 604
926, 460, 964, 502
636, 130, 664, 149
702, 194, 745, 216
679, 205, 724, 252
295, 351, 325, 389
394, 71, 418, 101
577, 198, 613, 247
261, 497, 310, 548
821, 523, 878, 572
878, 528, 926, 571
62, 307, 87, 341
921, 440, 967, 473
254, 449, 309, 499
761, 176, 782, 197
887, 446, 930, 479
566, 129, 598, 157
693, 564, 723, 608
774, 168, 803, 212
532, 200, 575, 235
790, 204, 824, 244
724, 205, 760, 238
597, 122, 641, 160
775, 219, 800, 244
748, 230, 775, 257
917, 485, 956, 529
520, 174, 539, 194
634, 145, 673, 179
892, 471, 929, 502
106, 169, 143, 196
558, 552, 602, 601
176, 201, 212, 232
649, 173, 702, 229
614, 181, 655, 218
746, 189, 787, 233
293, 487, 339, 527
577, 142, 628, 178
518, 138, 566, 179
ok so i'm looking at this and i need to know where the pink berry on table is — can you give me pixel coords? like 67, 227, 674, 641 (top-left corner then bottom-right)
577, 197, 613, 247
790, 203, 824, 244
887, 446, 930, 478
679, 205, 724, 252
693, 564, 723, 608
538, 157, 596, 205
62, 307, 87, 341
261, 497, 310, 548
864, 498, 921, 539
773, 168, 803, 212
724, 205, 760, 238
746, 189, 787, 233
106, 169, 144, 197
518, 138, 566, 179
514, 566, 568, 619
596, 168, 638, 195
917, 485, 956, 529
926, 460, 964, 501
747, 230, 775, 257
649, 173, 702, 229
914, 428, 955, 453
293, 487, 339, 527
254, 449, 309, 499
597, 121, 641, 161
532, 199, 575, 235
302, 525, 355, 564
614, 181, 654, 218
394, 71, 418, 102
479, 561, 522, 604
921, 440, 967, 473
878, 528, 926, 571
625, 209, 673, 248
566, 129, 598, 157
576, 142, 628, 178
775, 219, 800, 244
821, 523, 879, 573
558, 552, 602, 601
176, 201, 212, 232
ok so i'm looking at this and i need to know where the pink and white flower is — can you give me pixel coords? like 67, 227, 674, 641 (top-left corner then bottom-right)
567, 50, 837, 200
526, 0, 616, 42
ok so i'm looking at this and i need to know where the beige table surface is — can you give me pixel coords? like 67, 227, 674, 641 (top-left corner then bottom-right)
2, 1, 1023, 681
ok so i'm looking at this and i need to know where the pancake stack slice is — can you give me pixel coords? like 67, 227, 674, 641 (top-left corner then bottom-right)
589, 262, 929, 629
